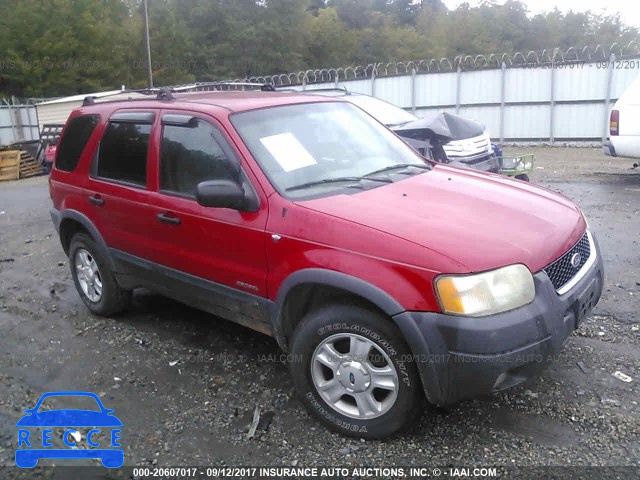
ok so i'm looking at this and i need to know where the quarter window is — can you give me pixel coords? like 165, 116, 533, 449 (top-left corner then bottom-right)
160, 119, 236, 196
55, 115, 100, 172
97, 122, 151, 186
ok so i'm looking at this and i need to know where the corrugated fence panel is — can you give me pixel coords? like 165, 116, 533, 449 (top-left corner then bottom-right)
555, 67, 608, 101
304, 82, 335, 91
0, 105, 38, 145
505, 68, 550, 103
554, 103, 606, 139
339, 79, 371, 94
504, 105, 550, 139
459, 70, 502, 105
610, 69, 640, 99
375, 76, 412, 107
3, 61, 639, 144
458, 106, 501, 136
415, 72, 457, 108
414, 106, 456, 118
0, 109, 14, 145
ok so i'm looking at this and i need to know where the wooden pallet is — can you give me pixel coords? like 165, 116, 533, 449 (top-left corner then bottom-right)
19, 150, 44, 179
0, 150, 20, 181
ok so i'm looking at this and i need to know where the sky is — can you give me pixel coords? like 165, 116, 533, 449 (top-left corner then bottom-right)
441, 0, 640, 28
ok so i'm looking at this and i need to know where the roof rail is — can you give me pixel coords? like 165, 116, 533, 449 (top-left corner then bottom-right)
159, 81, 276, 92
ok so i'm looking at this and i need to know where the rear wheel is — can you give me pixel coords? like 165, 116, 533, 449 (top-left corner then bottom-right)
289, 304, 423, 438
69, 233, 131, 316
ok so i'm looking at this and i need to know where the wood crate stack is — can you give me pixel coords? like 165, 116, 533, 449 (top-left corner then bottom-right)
0, 150, 20, 181
18, 150, 44, 179
0, 149, 44, 181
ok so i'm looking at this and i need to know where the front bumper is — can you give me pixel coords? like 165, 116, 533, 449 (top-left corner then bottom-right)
448, 152, 501, 173
393, 233, 604, 405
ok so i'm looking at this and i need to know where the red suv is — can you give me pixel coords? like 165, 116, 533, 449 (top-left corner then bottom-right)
49, 88, 604, 438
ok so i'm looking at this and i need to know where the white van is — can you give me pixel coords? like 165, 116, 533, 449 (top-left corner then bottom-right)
603, 74, 640, 159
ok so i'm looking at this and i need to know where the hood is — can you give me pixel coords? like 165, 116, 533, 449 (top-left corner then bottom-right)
299, 166, 585, 274
393, 112, 485, 144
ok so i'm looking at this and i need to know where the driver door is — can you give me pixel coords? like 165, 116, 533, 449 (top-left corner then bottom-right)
145, 112, 269, 324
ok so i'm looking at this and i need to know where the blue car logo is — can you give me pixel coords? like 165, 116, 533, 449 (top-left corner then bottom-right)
15, 391, 123, 468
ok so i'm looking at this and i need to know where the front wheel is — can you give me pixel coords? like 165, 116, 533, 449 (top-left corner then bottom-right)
289, 304, 423, 438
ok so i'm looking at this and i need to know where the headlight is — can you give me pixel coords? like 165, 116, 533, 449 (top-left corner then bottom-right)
435, 264, 535, 317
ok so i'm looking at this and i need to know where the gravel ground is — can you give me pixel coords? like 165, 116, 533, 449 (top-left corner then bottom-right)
0, 147, 638, 478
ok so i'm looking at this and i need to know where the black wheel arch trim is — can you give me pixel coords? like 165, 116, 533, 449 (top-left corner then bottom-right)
392, 311, 445, 405
52, 208, 115, 270
272, 269, 406, 346
271, 268, 442, 403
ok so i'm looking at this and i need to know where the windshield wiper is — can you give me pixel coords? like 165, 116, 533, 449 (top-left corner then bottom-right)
285, 176, 392, 192
364, 163, 431, 178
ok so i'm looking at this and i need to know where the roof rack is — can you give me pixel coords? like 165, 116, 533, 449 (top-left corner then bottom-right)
77, 81, 280, 107
156, 87, 174, 101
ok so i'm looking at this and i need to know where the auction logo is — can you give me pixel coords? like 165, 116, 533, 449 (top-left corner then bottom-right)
15, 391, 123, 468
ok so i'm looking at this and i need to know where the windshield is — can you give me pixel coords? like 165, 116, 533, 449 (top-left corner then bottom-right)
231, 102, 428, 199
344, 95, 418, 126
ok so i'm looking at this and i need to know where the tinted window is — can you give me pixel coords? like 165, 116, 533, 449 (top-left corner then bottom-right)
160, 120, 236, 196
97, 122, 151, 186
231, 102, 425, 198
56, 115, 99, 171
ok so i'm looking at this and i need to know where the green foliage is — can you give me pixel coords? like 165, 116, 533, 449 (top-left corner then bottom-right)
0, 0, 638, 97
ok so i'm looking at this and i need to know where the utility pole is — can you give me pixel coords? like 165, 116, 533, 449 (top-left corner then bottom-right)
143, 0, 153, 88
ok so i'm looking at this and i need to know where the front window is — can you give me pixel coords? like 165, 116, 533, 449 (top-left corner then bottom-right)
231, 102, 428, 199
160, 119, 236, 197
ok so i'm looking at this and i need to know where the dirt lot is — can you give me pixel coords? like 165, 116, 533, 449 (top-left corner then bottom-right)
0, 147, 638, 477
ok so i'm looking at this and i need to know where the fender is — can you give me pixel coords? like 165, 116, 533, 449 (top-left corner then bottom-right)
271, 268, 443, 404
272, 268, 406, 347
52, 208, 116, 271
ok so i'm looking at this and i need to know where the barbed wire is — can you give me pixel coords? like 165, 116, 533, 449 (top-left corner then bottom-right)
230, 41, 640, 86
5, 41, 639, 104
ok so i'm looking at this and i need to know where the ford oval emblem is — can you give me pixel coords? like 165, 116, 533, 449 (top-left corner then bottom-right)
570, 252, 582, 269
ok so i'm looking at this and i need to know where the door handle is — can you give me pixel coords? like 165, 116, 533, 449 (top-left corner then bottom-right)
88, 194, 105, 206
157, 212, 181, 225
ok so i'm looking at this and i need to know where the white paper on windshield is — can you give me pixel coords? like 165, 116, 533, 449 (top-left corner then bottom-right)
260, 133, 317, 172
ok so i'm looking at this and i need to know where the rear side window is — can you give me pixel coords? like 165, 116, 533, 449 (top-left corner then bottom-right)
55, 115, 99, 172
97, 122, 151, 187
160, 119, 236, 196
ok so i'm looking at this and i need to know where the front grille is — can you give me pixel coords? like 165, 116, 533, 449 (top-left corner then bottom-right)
543, 233, 591, 291
443, 135, 491, 157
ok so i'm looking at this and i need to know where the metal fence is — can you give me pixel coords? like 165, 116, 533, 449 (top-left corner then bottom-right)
235, 42, 640, 143
2, 42, 640, 144
0, 104, 39, 146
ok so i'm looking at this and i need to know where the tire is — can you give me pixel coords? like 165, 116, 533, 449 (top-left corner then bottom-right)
289, 304, 423, 438
515, 173, 530, 182
69, 233, 131, 316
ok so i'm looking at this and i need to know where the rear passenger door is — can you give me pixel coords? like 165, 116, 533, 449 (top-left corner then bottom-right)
85, 111, 157, 261
145, 112, 269, 323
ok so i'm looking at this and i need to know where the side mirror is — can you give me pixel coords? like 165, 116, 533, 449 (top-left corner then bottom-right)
196, 180, 246, 210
